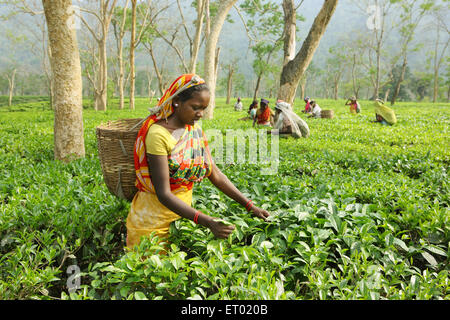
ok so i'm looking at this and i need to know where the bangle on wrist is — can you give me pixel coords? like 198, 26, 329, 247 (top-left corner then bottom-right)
193, 211, 200, 224
245, 200, 253, 212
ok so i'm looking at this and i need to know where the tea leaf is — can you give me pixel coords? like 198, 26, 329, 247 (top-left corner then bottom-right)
421, 252, 437, 266
393, 238, 409, 252
134, 291, 147, 300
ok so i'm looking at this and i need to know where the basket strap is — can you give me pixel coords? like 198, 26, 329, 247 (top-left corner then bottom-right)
118, 139, 127, 157
129, 115, 150, 131
115, 167, 126, 200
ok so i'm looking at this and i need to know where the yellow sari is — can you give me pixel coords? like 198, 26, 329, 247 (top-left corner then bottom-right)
126, 188, 192, 248
374, 100, 397, 125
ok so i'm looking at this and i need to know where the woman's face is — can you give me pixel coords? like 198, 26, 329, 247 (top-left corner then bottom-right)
174, 90, 210, 126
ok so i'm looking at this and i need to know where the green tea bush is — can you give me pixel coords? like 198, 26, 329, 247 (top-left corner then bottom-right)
0, 97, 448, 300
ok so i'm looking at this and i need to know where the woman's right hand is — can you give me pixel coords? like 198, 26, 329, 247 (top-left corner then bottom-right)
208, 219, 235, 239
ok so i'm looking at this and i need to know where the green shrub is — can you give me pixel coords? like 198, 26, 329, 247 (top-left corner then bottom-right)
0, 97, 449, 300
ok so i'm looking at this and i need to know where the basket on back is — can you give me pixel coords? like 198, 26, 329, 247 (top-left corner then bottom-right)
321, 110, 334, 119
96, 118, 144, 201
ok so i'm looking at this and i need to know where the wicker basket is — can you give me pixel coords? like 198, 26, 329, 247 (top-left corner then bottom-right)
321, 110, 334, 119
96, 118, 145, 201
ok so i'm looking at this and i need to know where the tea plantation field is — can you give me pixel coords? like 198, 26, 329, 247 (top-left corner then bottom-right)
0, 97, 448, 300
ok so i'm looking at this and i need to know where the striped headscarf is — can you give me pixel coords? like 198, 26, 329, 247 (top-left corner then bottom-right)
134, 74, 213, 193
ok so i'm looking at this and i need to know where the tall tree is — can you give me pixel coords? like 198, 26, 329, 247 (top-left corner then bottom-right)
327, 46, 347, 100
354, 0, 398, 99
5, 68, 16, 107
150, 0, 201, 74
111, 0, 130, 110
225, 63, 235, 104
130, 0, 137, 110
390, 0, 434, 105
190, 0, 206, 73
429, 5, 449, 102
2, 1, 54, 108
277, 0, 338, 104
129, 0, 152, 110
140, 2, 172, 96
79, 0, 118, 111
42, 0, 85, 162
203, 0, 238, 119
240, 0, 285, 101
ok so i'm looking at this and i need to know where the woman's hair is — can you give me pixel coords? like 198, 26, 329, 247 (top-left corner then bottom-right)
177, 83, 210, 102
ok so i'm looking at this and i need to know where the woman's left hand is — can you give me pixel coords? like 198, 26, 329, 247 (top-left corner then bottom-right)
249, 206, 270, 221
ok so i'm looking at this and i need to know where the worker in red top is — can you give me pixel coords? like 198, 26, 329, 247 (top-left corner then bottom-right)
302, 97, 311, 113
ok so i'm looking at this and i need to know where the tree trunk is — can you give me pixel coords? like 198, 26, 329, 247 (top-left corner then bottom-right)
205, 0, 210, 40
97, 38, 108, 111
129, 0, 137, 110
351, 53, 359, 99
43, 34, 54, 110
447, 84, 450, 103
226, 64, 234, 104
391, 56, 407, 105
299, 81, 306, 101
116, 26, 124, 109
42, 0, 85, 162
374, 40, 382, 99
116, 0, 129, 110
80, 0, 118, 111
203, 0, 237, 119
433, 24, 440, 103
277, 0, 338, 104
253, 73, 262, 101
333, 79, 339, 100
214, 47, 221, 85
373, 2, 388, 100
147, 44, 165, 96
190, 0, 205, 73
7, 69, 16, 107
118, 50, 124, 110
282, 0, 296, 67
146, 69, 154, 102
384, 88, 390, 102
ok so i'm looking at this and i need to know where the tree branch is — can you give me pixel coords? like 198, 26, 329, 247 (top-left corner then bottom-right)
233, 4, 256, 44
176, 0, 193, 47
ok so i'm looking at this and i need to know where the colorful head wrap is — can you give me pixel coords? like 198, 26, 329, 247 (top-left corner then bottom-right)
260, 98, 269, 105
148, 74, 205, 121
134, 74, 213, 194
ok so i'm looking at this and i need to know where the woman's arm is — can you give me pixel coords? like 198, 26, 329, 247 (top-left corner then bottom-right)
147, 154, 235, 238
207, 163, 270, 220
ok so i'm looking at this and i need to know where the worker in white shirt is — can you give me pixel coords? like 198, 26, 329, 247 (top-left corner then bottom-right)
308, 100, 322, 118
234, 97, 243, 111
